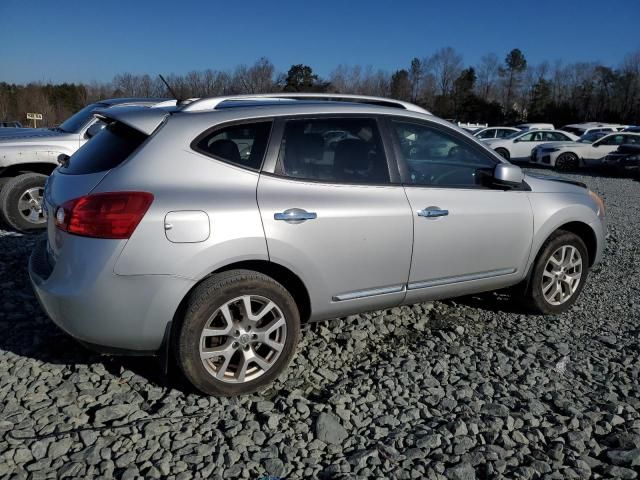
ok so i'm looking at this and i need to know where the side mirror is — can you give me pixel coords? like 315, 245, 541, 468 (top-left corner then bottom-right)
57, 154, 70, 167
85, 122, 105, 139
493, 163, 524, 187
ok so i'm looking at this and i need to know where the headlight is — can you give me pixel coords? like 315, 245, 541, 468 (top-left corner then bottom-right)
588, 190, 605, 219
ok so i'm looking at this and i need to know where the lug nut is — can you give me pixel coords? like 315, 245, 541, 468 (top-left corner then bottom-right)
232, 342, 239, 348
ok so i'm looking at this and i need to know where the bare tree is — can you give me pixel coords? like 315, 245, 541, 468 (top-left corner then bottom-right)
427, 47, 463, 96
476, 53, 500, 100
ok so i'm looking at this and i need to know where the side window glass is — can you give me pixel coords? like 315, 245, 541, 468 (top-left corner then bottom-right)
193, 121, 272, 170
391, 120, 496, 187
518, 133, 534, 142
277, 117, 389, 184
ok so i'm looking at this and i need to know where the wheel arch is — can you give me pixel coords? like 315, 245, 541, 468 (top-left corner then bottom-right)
554, 221, 598, 267
171, 259, 312, 338
0, 162, 57, 178
523, 220, 598, 289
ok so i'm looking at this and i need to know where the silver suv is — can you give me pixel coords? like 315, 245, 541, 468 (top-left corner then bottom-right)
29, 94, 606, 396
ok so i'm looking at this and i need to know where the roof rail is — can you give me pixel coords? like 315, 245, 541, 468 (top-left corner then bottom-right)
180, 93, 431, 114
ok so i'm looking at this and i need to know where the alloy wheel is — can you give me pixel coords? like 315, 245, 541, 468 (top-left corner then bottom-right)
541, 245, 583, 305
17, 187, 45, 225
199, 295, 287, 383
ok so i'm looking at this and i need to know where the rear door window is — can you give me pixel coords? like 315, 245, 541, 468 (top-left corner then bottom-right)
276, 117, 390, 184
59, 122, 147, 175
193, 121, 272, 170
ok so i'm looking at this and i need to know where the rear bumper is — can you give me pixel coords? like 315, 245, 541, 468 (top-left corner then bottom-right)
29, 236, 194, 353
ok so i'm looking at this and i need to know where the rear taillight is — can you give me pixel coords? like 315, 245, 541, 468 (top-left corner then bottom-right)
54, 192, 153, 239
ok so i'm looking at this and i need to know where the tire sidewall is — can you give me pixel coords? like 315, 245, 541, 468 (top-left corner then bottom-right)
529, 232, 589, 314
177, 273, 300, 396
0, 174, 47, 232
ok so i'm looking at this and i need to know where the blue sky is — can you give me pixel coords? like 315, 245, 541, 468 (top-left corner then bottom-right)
1, 0, 638, 84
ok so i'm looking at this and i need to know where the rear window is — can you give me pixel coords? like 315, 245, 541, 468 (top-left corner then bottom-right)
59, 122, 147, 175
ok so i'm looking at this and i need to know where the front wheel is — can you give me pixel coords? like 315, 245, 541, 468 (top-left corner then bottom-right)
0, 173, 48, 232
524, 231, 589, 314
175, 269, 300, 396
495, 148, 510, 160
555, 152, 579, 171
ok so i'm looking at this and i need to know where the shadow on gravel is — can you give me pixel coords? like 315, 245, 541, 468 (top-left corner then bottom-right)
447, 290, 539, 315
0, 232, 187, 392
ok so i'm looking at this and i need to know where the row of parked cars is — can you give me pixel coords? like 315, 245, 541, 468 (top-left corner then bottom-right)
465, 122, 640, 176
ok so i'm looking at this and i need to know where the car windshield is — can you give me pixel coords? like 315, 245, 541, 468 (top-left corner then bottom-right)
578, 131, 606, 143
57, 103, 107, 133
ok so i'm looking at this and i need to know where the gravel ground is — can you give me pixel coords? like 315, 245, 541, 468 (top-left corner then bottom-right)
1, 168, 639, 480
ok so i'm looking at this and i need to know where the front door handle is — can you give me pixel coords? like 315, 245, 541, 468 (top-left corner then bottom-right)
274, 208, 317, 223
417, 207, 449, 218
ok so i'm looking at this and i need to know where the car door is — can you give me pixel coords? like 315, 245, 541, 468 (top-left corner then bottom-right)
585, 134, 626, 161
386, 118, 533, 303
258, 116, 413, 321
510, 131, 543, 159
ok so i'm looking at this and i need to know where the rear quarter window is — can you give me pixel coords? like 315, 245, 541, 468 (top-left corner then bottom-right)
59, 122, 147, 175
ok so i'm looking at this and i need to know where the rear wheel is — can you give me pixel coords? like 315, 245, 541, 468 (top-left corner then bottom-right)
555, 152, 579, 171
0, 173, 47, 232
523, 230, 589, 314
175, 269, 300, 396
495, 148, 510, 160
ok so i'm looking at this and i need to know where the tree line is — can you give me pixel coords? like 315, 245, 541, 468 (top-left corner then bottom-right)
1, 48, 639, 128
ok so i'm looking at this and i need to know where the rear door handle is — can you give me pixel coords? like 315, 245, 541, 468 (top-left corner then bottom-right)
417, 207, 449, 218
274, 208, 317, 223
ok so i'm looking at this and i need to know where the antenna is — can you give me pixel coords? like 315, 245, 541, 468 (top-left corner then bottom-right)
158, 74, 180, 102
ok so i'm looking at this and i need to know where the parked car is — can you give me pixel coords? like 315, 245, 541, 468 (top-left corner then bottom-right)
602, 144, 640, 177
29, 93, 606, 396
530, 131, 640, 171
482, 129, 578, 161
473, 126, 521, 140
0, 98, 169, 232
516, 123, 554, 131
560, 122, 623, 137
622, 126, 640, 133
0, 121, 23, 128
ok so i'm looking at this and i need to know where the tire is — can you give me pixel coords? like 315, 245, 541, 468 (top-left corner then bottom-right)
523, 230, 589, 314
555, 152, 579, 171
0, 173, 48, 232
495, 148, 510, 160
175, 269, 300, 396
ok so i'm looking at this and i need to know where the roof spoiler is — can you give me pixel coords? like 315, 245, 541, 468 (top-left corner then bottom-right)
93, 106, 171, 136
